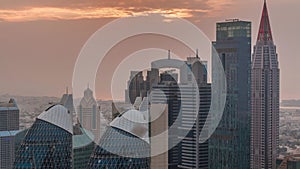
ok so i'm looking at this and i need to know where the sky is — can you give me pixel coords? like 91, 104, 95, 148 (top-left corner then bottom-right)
0, 0, 299, 100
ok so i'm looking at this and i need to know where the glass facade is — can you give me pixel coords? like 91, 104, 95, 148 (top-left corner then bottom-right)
151, 83, 181, 169
14, 119, 72, 169
73, 127, 95, 169
87, 126, 150, 169
217, 20, 251, 40
210, 20, 251, 169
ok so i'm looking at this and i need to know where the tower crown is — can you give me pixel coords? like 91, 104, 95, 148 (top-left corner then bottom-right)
257, 0, 273, 42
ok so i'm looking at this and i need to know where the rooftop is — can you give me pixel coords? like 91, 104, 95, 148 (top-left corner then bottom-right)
38, 104, 73, 134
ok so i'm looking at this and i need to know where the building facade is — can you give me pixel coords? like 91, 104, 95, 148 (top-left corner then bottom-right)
78, 87, 101, 142
14, 105, 73, 169
0, 99, 19, 169
151, 79, 180, 169
60, 89, 76, 124
73, 124, 95, 169
126, 71, 147, 104
149, 56, 211, 169
0, 99, 19, 131
209, 20, 252, 169
251, 1, 280, 169
87, 109, 150, 169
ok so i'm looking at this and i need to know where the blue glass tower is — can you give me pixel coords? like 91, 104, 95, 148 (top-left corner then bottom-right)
14, 105, 73, 169
209, 20, 252, 169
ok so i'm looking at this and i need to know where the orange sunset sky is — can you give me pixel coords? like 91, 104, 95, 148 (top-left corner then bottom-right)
0, 0, 299, 100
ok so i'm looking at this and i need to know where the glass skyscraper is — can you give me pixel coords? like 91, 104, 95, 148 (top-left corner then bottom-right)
87, 109, 150, 169
209, 20, 252, 169
14, 105, 73, 169
73, 124, 95, 169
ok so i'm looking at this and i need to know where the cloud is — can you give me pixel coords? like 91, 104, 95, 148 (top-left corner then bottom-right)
0, 0, 234, 22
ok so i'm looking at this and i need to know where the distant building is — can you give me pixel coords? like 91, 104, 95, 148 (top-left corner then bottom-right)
251, 1, 280, 169
126, 71, 147, 104
180, 51, 207, 85
73, 124, 95, 169
60, 88, 76, 124
87, 109, 150, 169
78, 87, 101, 142
277, 155, 300, 169
0, 99, 19, 131
160, 70, 178, 83
145, 69, 159, 92
14, 105, 73, 169
0, 99, 19, 169
209, 19, 252, 169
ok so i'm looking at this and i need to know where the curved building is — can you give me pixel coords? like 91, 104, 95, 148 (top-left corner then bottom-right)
14, 105, 73, 169
73, 124, 95, 169
87, 109, 150, 169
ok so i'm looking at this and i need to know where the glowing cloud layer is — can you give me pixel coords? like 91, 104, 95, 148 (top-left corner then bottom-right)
0, 0, 234, 22
0, 7, 211, 22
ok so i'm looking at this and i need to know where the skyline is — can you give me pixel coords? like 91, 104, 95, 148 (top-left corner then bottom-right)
0, 0, 299, 100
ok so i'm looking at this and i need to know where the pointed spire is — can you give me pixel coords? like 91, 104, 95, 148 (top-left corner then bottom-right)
168, 50, 171, 60
66, 87, 68, 94
196, 49, 199, 58
257, 0, 273, 42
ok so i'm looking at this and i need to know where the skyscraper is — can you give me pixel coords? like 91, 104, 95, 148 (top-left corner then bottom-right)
151, 72, 180, 169
14, 105, 73, 169
126, 71, 147, 104
73, 124, 95, 169
178, 56, 211, 169
251, 1, 280, 169
87, 109, 150, 169
78, 87, 101, 142
150, 56, 211, 169
209, 19, 252, 169
0, 99, 19, 131
0, 99, 19, 169
60, 88, 76, 124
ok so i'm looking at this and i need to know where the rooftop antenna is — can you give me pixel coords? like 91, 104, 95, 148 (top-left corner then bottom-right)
196, 49, 199, 58
168, 50, 171, 60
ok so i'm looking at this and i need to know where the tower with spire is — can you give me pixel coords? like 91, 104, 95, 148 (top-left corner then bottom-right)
78, 86, 102, 143
251, 1, 280, 169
